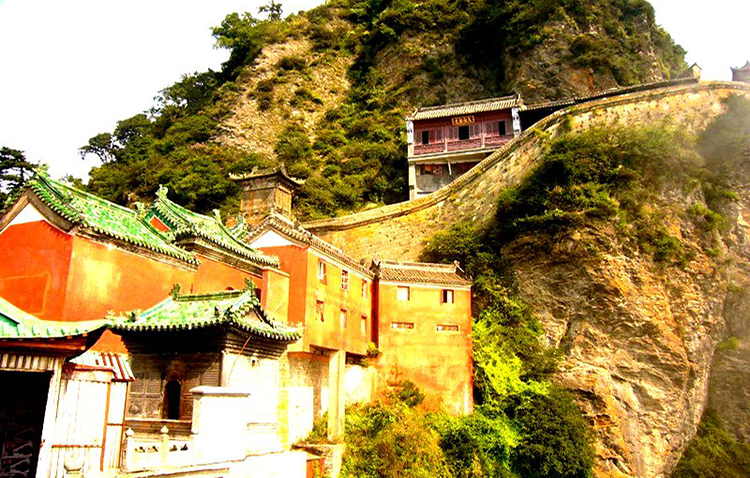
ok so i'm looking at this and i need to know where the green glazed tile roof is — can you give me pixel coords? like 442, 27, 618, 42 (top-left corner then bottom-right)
110, 289, 301, 342
25, 174, 198, 265
0, 297, 108, 339
149, 186, 279, 268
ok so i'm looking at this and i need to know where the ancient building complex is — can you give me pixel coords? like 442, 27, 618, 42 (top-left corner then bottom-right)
0, 171, 471, 478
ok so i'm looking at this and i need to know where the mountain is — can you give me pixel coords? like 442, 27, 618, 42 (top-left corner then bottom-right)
81, 0, 685, 220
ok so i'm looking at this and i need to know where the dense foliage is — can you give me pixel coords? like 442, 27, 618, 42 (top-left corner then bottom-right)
671, 410, 750, 478
80, 0, 685, 218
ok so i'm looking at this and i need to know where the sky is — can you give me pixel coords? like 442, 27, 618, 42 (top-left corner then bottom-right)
0, 0, 748, 181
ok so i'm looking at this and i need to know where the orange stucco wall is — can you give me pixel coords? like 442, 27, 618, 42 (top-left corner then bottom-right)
375, 283, 473, 414
192, 255, 261, 294
302, 250, 372, 355
0, 218, 272, 323
63, 236, 194, 321
259, 245, 309, 327
259, 245, 372, 355
262, 267, 290, 323
0, 221, 74, 320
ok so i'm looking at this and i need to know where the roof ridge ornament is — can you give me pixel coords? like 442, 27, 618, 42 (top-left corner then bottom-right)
157, 185, 169, 200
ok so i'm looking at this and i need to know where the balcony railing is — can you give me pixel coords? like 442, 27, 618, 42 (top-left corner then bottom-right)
413, 134, 513, 156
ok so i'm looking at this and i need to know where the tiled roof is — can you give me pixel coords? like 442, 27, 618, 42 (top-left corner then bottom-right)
149, 186, 279, 268
0, 297, 108, 339
229, 165, 305, 187
374, 260, 471, 287
246, 213, 374, 278
110, 289, 302, 342
14, 173, 198, 265
732, 61, 750, 72
407, 95, 522, 121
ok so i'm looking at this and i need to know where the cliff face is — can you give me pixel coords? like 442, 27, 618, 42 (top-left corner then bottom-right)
502, 134, 750, 478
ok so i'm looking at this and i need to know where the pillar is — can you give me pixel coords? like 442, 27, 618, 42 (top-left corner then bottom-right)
327, 350, 346, 442
408, 163, 417, 201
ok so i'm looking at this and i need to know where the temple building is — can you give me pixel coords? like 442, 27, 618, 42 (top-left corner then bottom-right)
0, 170, 473, 478
406, 94, 524, 199
732, 61, 750, 83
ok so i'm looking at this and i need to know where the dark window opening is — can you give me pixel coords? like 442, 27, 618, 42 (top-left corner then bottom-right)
458, 126, 470, 140
421, 130, 430, 145
165, 380, 181, 420
498, 121, 506, 136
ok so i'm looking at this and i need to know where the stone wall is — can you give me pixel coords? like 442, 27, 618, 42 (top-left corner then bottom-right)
303, 81, 750, 261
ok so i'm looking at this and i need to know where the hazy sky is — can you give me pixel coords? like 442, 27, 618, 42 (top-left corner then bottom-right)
0, 0, 748, 181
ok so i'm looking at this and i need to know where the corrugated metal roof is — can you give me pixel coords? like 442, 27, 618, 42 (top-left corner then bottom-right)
375, 260, 471, 287
407, 95, 522, 121
71, 351, 135, 381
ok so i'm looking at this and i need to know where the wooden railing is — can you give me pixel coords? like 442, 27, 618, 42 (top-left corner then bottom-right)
413, 134, 514, 156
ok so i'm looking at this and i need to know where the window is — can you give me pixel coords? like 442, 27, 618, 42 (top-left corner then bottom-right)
437, 324, 460, 332
391, 321, 415, 330
361, 315, 368, 335
421, 130, 430, 145
498, 121, 506, 136
341, 270, 349, 291
317, 260, 326, 282
362, 281, 368, 299
458, 125, 470, 140
340, 309, 347, 329
442, 289, 454, 304
316, 300, 325, 322
397, 286, 410, 301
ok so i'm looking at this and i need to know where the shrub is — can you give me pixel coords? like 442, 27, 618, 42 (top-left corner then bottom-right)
252, 78, 277, 110
277, 55, 307, 71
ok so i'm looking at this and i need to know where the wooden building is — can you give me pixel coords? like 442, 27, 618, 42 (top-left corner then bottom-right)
0, 297, 133, 478
406, 95, 524, 200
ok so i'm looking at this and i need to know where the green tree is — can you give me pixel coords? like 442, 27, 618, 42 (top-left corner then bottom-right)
258, 0, 283, 21
0, 147, 36, 206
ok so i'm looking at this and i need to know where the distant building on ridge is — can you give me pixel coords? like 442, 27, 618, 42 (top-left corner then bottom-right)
732, 61, 750, 83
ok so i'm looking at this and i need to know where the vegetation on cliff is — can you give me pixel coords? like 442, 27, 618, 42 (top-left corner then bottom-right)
671, 410, 750, 478
80, 0, 685, 219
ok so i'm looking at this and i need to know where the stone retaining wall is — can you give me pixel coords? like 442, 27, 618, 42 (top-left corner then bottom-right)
302, 81, 750, 261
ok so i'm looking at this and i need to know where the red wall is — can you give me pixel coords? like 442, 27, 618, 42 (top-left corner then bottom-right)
0, 221, 74, 320
375, 283, 473, 414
